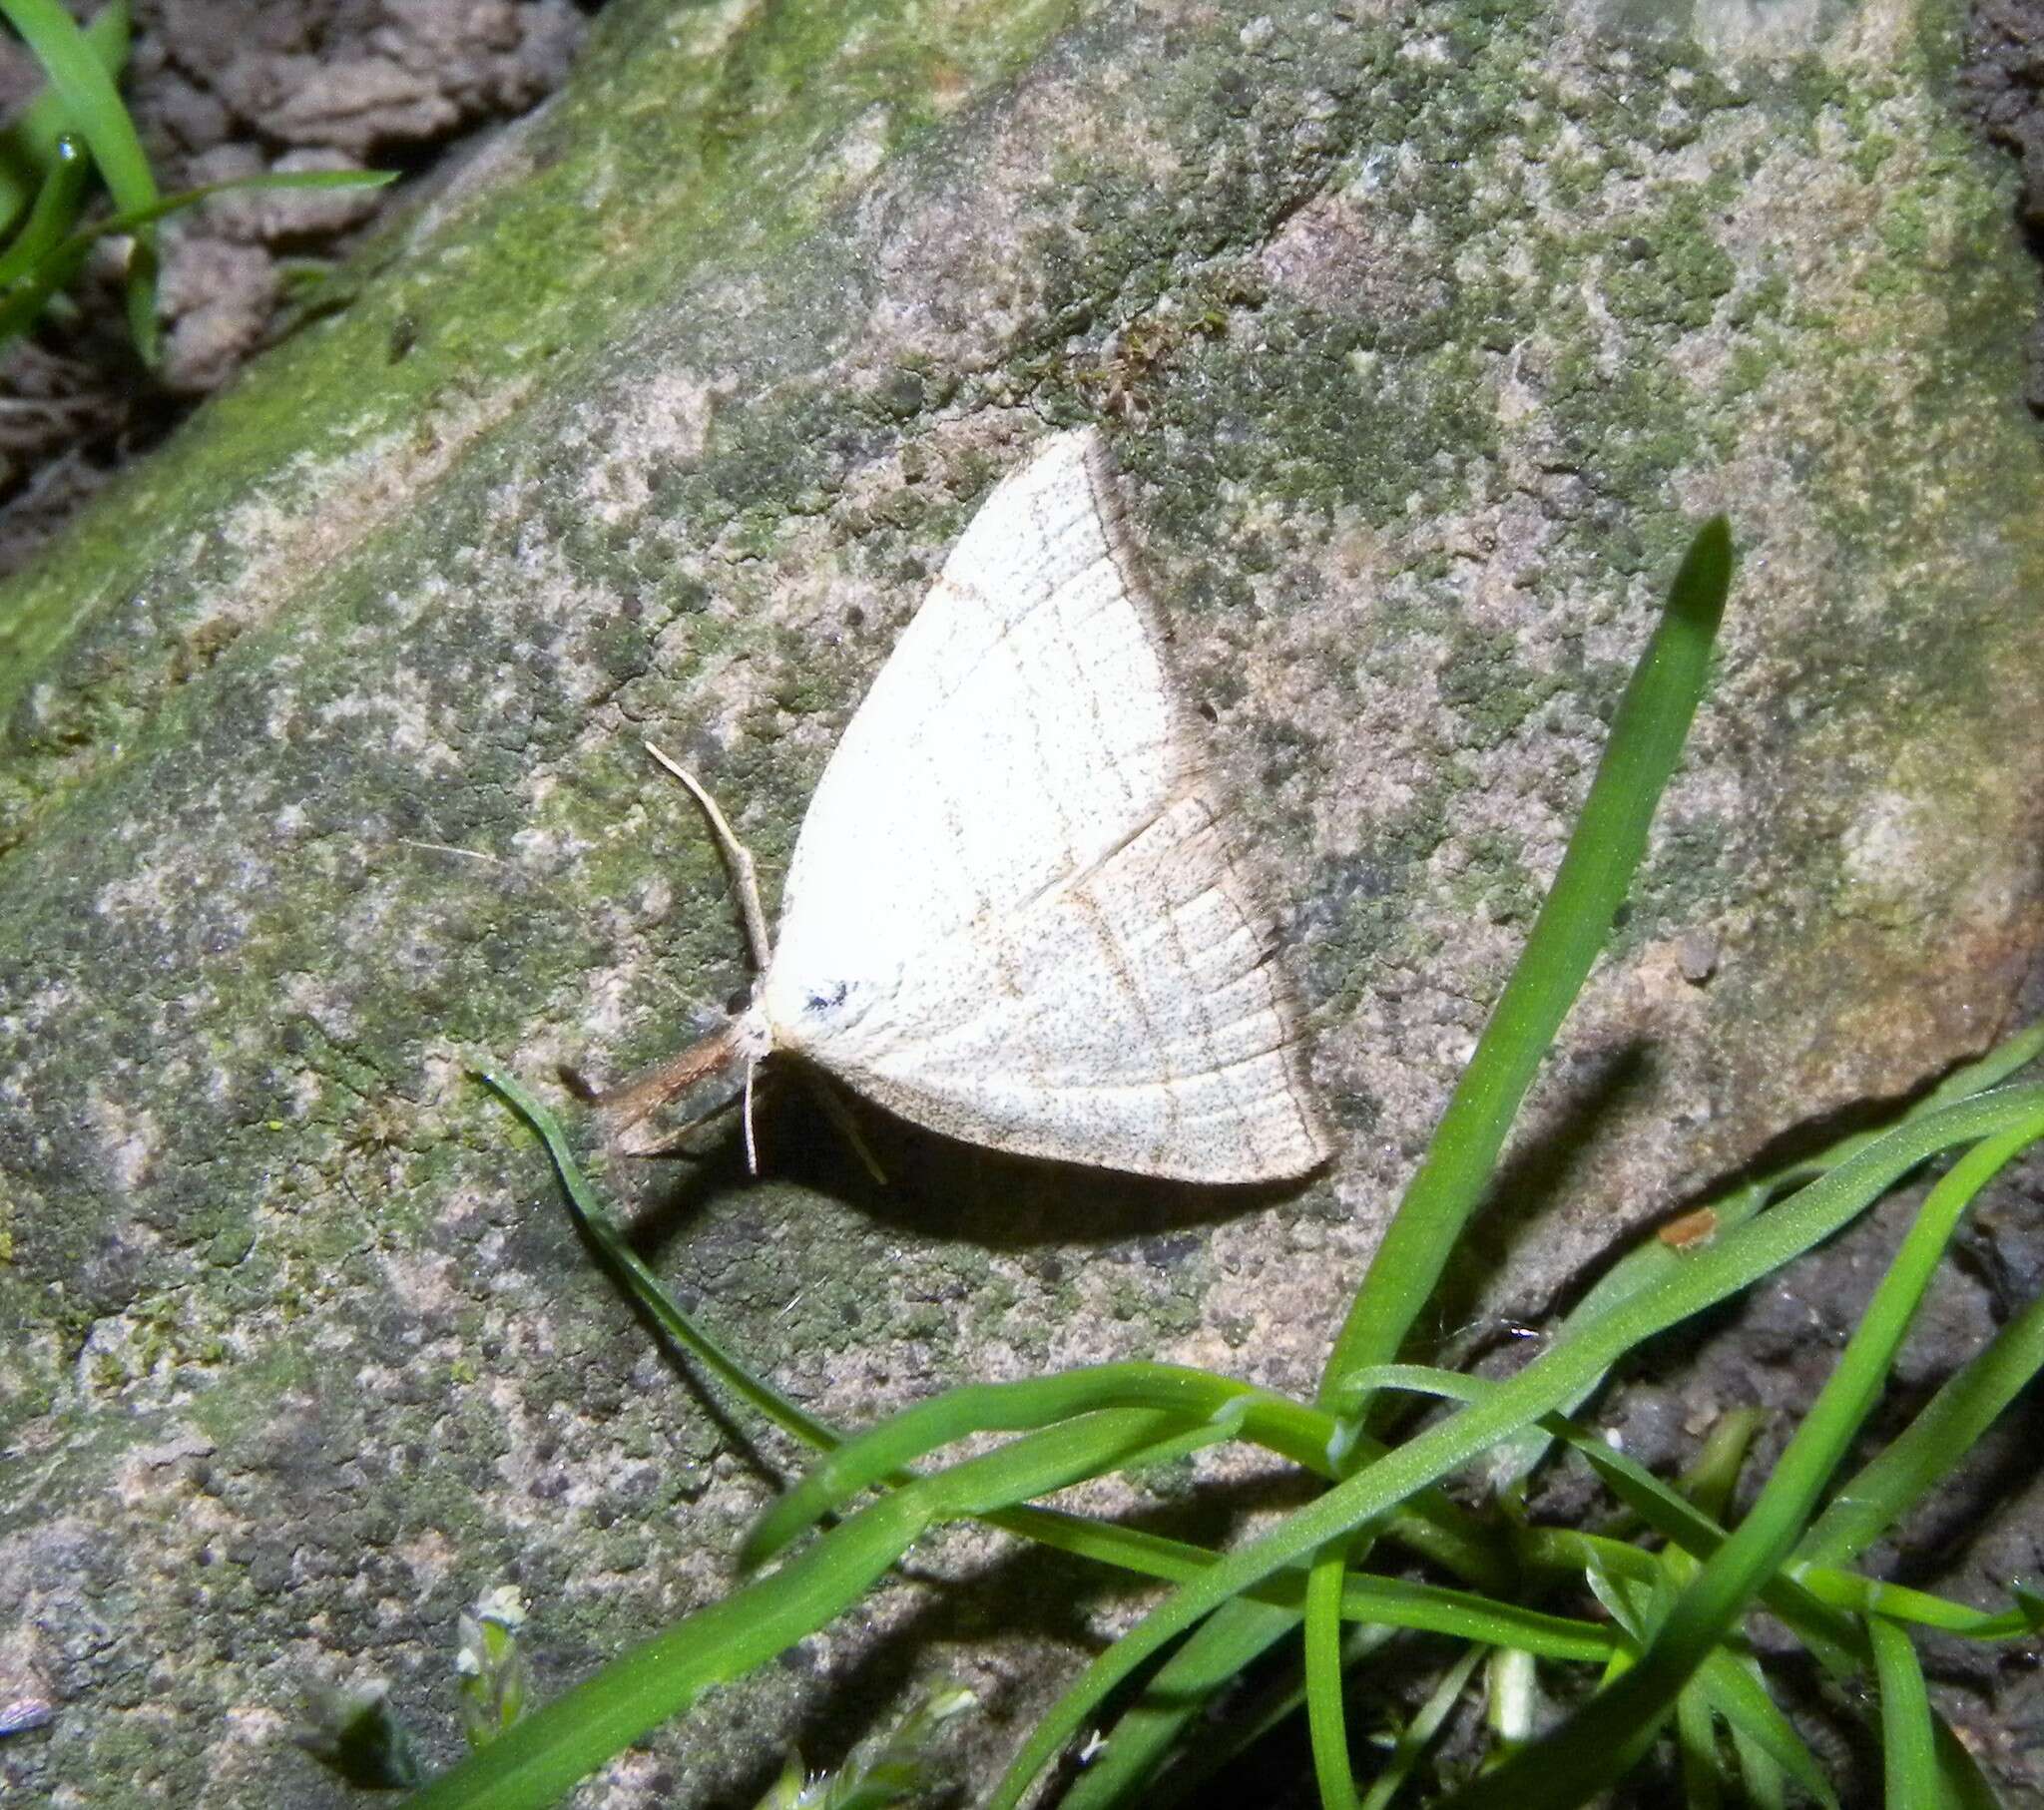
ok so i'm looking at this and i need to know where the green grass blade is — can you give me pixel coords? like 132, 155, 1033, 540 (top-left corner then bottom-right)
743, 1361, 1331, 1569
1491, 1020, 2044, 1488
1320, 518, 1733, 1410
983, 1087, 2044, 1810
0, 164, 392, 359
1304, 1542, 1364, 1810
479, 1070, 843, 1452
60, 164, 395, 239
0, 130, 86, 288
407, 1408, 1195, 1810
1793, 1571, 2044, 1640
1726, 1657, 1788, 1810
1675, 1682, 1723, 1810
1870, 1617, 1937, 1810
0, 0, 124, 233
0, 0, 159, 355
1799, 1239, 2044, 1566
0, 130, 93, 339
1436, 1114, 2044, 1810
1358, 1645, 1485, 1810
1692, 1649, 1836, 1810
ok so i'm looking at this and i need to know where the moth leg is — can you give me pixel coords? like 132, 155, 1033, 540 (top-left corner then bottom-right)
577, 1021, 743, 1139
643, 741, 773, 973
801, 1071, 887, 1186
619, 1082, 746, 1157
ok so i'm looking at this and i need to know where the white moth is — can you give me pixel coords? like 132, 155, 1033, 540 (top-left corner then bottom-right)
594, 427, 1331, 1184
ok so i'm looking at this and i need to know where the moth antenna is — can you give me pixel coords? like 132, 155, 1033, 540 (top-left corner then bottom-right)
643, 742, 773, 973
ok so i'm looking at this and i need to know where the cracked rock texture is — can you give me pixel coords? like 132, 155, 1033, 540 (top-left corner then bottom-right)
2, 0, 2042, 1803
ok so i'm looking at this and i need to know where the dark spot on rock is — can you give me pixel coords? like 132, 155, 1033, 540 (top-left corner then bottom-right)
246, 1546, 292, 1594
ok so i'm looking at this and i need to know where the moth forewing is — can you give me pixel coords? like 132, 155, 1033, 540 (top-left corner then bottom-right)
593, 428, 1331, 1184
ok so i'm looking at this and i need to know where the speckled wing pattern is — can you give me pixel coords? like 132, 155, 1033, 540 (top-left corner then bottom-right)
760, 428, 1329, 1183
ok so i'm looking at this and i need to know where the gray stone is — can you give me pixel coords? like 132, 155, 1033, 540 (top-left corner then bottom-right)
1, 0, 2040, 1802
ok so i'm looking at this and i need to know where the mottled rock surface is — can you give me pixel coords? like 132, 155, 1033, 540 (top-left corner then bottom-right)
2, 0, 2041, 1802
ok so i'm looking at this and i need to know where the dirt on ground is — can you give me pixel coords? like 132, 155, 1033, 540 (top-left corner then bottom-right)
0, 0, 587, 578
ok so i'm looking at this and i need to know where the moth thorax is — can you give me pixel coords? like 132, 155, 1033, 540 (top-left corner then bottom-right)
731, 998, 775, 1064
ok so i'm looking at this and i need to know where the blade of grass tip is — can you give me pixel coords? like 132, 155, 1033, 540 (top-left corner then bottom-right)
1435, 1112, 2044, 1810
1726, 1663, 1788, 1810
1932, 1718, 2008, 1810
0, 131, 87, 287
1358, 1644, 1486, 1810
476, 1069, 842, 1454
982, 1087, 2044, 1810
0, 0, 124, 234
1055, 1601, 1306, 1810
1319, 518, 1732, 1414
24, 165, 396, 263
1798, 1212, 2044, 1569
0, 0, 160, 357
1692, 1649, 1837, 1810
1869, 1617, 1937, 1810
1299, 518, 1728, 1810
1675, 1682, 1724, 1810
1796, 1571, 2044, 1641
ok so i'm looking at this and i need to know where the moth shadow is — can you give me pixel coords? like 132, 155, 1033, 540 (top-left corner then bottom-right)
766, 1082, 1317, 1249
